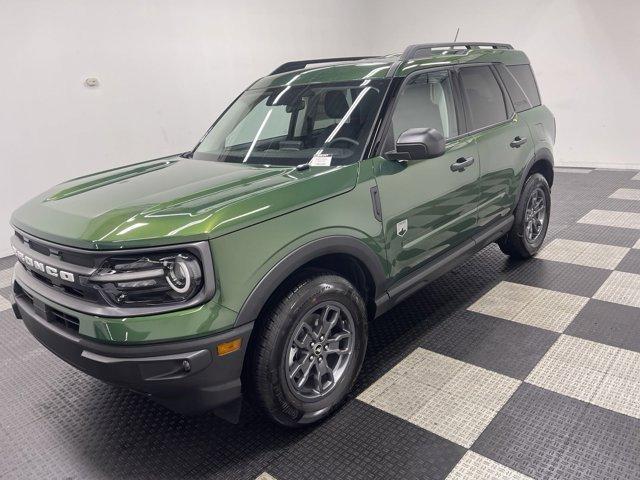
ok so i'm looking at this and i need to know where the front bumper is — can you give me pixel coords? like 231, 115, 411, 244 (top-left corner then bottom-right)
11, 288, 253, 415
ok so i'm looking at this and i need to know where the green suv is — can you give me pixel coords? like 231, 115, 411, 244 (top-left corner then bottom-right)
9, 42, 554, 426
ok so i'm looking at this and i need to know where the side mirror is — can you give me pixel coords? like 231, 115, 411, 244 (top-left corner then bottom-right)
391, 128, 445, 161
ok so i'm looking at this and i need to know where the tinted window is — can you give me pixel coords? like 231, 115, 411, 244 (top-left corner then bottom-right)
507, 64, 541, 107
459, 66, 508, 130
386, 70, 458, 149
495, 63, 532, 113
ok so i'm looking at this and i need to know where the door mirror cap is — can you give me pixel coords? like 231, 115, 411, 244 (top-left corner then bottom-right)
394, 128, 445, 160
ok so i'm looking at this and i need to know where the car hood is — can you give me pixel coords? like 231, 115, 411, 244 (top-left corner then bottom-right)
11, 156, 359, 249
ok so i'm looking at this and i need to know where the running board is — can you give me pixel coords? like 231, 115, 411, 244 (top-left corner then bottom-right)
375, 215, 514, 316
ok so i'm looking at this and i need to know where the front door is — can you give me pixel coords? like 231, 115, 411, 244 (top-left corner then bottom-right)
373, 69, 481, 280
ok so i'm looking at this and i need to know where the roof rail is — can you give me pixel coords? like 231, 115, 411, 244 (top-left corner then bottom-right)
270, 56, 377, 75
401, 42, 513, 61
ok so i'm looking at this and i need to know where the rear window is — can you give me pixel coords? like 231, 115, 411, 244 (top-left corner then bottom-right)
506, 64, 541, 108
495, 64, 531, 113
458, 65, 508, 130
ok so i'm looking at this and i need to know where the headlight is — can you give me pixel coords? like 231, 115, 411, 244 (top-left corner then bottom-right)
89, 252, 204, 306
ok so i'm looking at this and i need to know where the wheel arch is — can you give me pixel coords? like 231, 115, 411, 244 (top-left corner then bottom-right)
234, 236, 387, 328
516, 148, 554, 206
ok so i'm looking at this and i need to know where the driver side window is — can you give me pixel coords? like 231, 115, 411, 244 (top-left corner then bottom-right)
385, 70, 458, 149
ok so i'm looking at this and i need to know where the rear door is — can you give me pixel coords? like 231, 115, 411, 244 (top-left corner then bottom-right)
372, 69, 481, 280
457, 65, 534, 227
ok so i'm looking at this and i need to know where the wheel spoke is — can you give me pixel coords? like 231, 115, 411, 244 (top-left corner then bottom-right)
295, 356, 315, 389
325, 343, 350, 356
316, 360, 334, 393
320, 306, 340, 336
327, 331, 351, 343
300, 321, 319, 341
293, 333, 310, 350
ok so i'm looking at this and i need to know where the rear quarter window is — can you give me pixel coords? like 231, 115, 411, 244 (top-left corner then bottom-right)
506, 64, 541, 109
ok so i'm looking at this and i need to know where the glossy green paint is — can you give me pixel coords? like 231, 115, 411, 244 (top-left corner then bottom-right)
11, 158, 359, 250
209, 159, 386, 312
372, 134, 481, 279
10, 47, 555, 345
476, 115, 534, 227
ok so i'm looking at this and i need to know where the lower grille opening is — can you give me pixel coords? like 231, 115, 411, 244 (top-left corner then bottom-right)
47, 308, 80, 332
14, 283, 80, 334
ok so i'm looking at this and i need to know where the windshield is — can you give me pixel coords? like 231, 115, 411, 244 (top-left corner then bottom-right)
193, 79, 389, 167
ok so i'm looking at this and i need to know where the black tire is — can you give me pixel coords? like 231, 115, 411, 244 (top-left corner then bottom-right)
249, 271, 368, 427
498, 173, 551, 259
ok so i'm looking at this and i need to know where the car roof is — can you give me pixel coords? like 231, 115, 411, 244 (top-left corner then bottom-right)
251, 43, 530, 90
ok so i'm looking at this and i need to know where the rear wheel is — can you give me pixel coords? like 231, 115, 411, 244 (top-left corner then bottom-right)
249, 272, 367, 427
498, 173, 551, 258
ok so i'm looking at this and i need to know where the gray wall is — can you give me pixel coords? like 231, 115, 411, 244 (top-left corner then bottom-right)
365, 0, 640, 171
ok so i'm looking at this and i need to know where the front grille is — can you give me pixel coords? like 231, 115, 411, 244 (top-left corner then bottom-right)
15, 283, 80, 334
13, 231, 104, 304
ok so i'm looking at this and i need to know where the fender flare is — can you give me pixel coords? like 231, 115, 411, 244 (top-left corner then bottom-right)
515, 147, 554, 206
234, 236, 387, 327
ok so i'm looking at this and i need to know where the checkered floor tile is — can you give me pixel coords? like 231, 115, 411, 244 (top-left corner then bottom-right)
446, 451, 533, 480
578, 209, 640, 230
535, 238, 629, 270
468, 281, 588, 332
610, 188, 640, 201
1, 167, 640, 480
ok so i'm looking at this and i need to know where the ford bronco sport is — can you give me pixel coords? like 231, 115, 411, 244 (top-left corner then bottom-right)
9, 42, 554, 427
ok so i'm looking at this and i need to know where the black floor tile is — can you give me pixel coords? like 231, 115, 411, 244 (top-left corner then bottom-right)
472, 384, 587, 479
598, 198, 640, 214
566, 299, 640, 352
0, 286, 12, 302
0, 255, 15, 270
267, 401, 466, 480
617, 249, 640, 275
552, 404, 640, 480
421, 310, 558, 380
557, 223, 640, 248
504, 258, 611, 297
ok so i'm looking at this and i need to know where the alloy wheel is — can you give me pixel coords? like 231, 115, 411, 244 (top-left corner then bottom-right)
524, 187, 546, 243
285, 301, 355, 401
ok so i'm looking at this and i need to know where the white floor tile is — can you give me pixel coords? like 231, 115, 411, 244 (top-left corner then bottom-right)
526, 335, 617, 402
512, 289, 589, 332
610, 188, 640, 201
592, 374, 640, 418
633, 172, 640, 180
469, 281, 587, 332
446, 451, 533, 480
634, 238, 640, 249
409, 390, 498, 448
554, 168, 592, 174
536, 239, 629, 270
369, 377, 438, 419
442, 363, 520, 411
255, 473, 277, 480
0, 295, 11, 312
0, 268, 12, 289
361, 347, 522, 448
593, 271, 640, 308
578, 210, 640, 230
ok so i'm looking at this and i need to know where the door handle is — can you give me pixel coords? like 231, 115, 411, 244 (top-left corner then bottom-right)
510, 136, 528, 148
450, 156, 475, 172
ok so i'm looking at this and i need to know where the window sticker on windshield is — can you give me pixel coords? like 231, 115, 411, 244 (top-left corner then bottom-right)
309, 154, 332, 167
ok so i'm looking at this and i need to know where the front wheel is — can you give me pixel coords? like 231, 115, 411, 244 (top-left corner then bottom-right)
498, 173, 551, 258
249, 272, 368, 427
